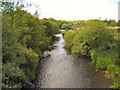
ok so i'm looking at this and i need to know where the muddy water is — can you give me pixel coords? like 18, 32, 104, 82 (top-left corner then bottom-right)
35, 34, 113, 88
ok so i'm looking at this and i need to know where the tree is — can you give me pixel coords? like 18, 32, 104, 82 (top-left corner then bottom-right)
61, 23, 73, 29
109, 20, 117, 27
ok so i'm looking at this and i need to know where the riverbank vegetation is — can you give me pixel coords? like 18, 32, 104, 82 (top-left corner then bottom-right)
2, 2, 60, 88
64, 20, 119, 88
1, 1, 119, 89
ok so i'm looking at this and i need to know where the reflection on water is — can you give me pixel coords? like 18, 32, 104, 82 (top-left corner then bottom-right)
35, 34, 113, 88
55, 34, 65, 51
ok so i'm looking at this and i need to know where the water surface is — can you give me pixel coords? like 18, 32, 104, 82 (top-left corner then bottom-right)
35, 34, 113, 88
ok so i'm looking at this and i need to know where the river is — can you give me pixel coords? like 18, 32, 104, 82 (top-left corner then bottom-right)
35, 34, 113, 88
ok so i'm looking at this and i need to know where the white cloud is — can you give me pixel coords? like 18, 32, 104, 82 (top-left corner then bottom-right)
24, 0, 118, 21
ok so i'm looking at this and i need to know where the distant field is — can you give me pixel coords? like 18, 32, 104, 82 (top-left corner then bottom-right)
76, 27, 120, 30
107, 27, 120, 29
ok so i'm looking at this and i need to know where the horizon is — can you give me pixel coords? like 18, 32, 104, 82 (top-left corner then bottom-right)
23, 0, 119, 22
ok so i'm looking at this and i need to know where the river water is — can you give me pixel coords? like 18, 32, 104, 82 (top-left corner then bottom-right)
35, 34, 113, 88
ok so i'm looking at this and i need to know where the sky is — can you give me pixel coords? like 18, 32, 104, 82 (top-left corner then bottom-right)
24, 0, 119, 21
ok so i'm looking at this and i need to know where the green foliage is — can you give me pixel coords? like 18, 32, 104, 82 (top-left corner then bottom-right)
2, 2, 60, 88
108, 65, 120, 88
64, 20, 119, 88
41, 18, 60, 37
109, 20, 117, 27
80, 20, 115, 48
58, 20, 87, 30
103, 19, 117, 27
64, 31, 76, 50
2, 63, 24, 88
90, 46, 118, 69
71, 34, 84, 54
61, 23, 73, 30
118, 20, 120, 26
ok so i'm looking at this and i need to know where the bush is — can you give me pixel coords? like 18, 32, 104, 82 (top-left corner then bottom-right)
64, 31, 76, 51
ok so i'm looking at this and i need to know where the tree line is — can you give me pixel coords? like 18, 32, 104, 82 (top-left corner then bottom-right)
58, 19, 119, 30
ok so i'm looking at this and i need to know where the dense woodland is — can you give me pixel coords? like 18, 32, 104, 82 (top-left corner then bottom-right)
1, 1, 120, 89
2, 2, 60, 88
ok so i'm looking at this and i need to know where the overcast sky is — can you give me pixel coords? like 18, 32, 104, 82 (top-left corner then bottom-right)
24, 0, 119, 21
